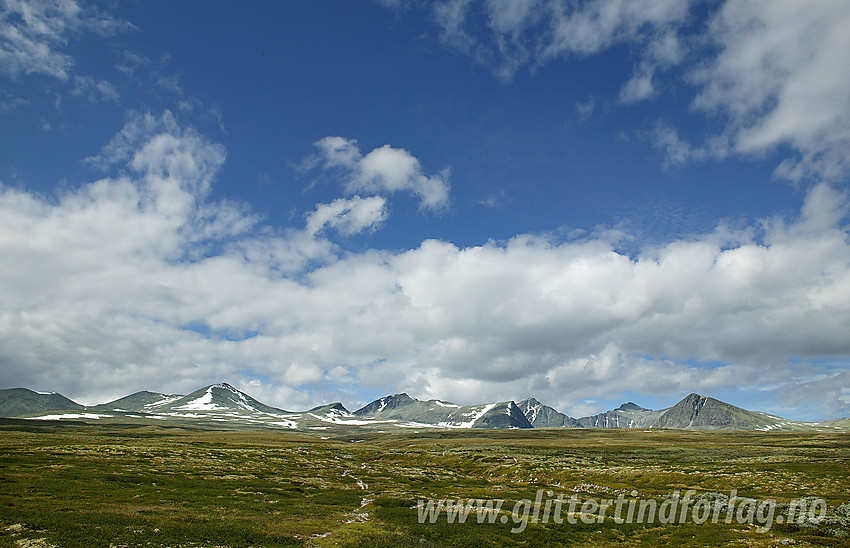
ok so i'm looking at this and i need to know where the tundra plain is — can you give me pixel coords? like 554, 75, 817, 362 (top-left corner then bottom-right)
1, 419, 848, 548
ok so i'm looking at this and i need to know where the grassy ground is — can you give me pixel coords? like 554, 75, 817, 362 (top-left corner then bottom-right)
0, 420, 848, 547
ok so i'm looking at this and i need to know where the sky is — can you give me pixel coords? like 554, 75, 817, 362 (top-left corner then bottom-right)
1, 0, 849, 421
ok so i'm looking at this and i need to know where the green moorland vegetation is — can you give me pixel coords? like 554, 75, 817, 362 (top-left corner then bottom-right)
0, 418, 848, 547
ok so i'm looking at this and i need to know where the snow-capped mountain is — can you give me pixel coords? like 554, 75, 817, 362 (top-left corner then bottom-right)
0, 385, 845, 433
86, 383, 304, 429
353, 393, 532, 429
131, 383, 302, 429
159, 383, 290, 415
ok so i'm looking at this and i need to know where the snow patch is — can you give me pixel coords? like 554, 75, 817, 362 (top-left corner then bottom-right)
441, 403, 497, 428
29, 413, 112, 420
176, 388, 224, 411
318, 408, 352, 421
269, 420, 298, 429
395, 421, 444, 428
525, 404, 541, 424
144, 395, 183, 408
309, 413, 395, 425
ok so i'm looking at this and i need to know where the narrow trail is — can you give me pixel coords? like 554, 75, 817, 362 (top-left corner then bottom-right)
309, 465, 374, 544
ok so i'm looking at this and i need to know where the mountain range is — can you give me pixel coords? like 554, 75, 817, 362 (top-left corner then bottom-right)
1, 383, 847, 433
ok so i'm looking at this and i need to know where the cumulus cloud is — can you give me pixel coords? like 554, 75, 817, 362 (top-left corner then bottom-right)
2, 115, 850, 416
3, 1, 847, 418
314, 136, 450, 210
0, 0, 131, 80
86, 110, 227, 199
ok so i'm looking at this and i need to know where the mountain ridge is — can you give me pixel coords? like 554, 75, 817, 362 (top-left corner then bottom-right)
1, 384, 845, 433
353, 393, 533, 429
0, 388, 84, 418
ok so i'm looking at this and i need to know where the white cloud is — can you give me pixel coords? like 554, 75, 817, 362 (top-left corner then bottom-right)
619, 29, 684, 104
774, 371, 850, 419
314, 135, 360, 169
1, 117, 850, 417
314, 136, 451, 210
649, 122, 706, 167
486, 0, 537, 34
235, 378, 315, 412
542, 0, 690, 59
85, 110, 226, 201
305, 195, 388, 237
71, 74, 119, 103
429, 0, 691, 81
85, 110, 180, 168
155, 73, 183, 96
692, 0, 850, 183
619, 65, 656, 103
0, 0, 130, 81
394, 1, 850, 184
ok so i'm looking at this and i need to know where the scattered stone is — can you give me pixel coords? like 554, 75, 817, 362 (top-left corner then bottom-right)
15, 539, 58, 548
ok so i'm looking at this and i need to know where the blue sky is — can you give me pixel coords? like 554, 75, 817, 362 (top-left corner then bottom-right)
1, 0, 849, 421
